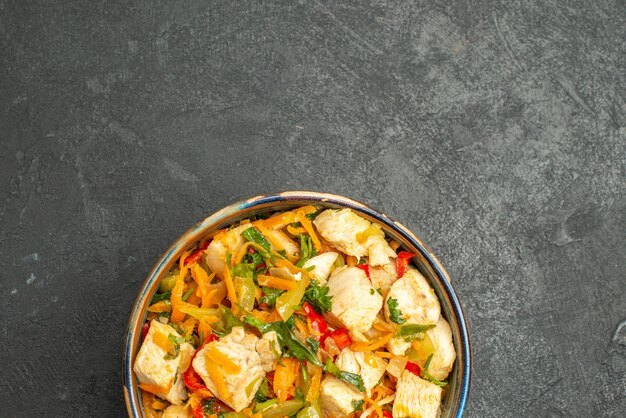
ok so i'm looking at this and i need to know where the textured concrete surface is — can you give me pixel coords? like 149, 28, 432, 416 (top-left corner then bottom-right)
1, 1, 624, 416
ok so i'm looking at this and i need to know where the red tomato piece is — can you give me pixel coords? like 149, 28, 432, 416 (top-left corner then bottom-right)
356, 263, 371, 281
325, 328, 352, 351
141, 322, 150, 342
185, 240, 211, 265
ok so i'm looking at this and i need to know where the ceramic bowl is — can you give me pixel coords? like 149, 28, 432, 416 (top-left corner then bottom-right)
123, 191, 471, 417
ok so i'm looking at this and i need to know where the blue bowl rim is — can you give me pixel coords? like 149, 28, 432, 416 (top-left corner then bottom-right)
123, 191, 471, 417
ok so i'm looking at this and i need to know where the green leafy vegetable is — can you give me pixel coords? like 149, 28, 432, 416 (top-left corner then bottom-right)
244, 316, 323, 367
242, 227, 271, 252
151, 290, 171, 304
259, 287, 285, 307
182, 285, 196, 302
387, 297, 406, 324
303, 280, 332, 313
213, 305, 243, 337
395, 323, 436, 342
232, 262, 255, 280
254, 377, 271, 403
295, 235, 317, 267
306, 337, 320, 353
421, 354, 448, 387
325, 359, 366, 392
202, 398, 216, 414
352, 400, 364, 412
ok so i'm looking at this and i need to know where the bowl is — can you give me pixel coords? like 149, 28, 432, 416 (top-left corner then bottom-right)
123, 191, 471, 417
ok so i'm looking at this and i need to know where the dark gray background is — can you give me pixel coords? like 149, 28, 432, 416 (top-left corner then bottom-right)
1, 0, 624, 417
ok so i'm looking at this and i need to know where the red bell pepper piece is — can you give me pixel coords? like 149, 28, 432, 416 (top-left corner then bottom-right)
382, 410, 392, 418
302, 302, 328, 335
404, 361, 422, 377
141, 322, 150, 342
324, 328, 352, 351
185, 240, 211, 265
356, 263, 371, 281
183, 334, 217, 392
396, 251, 415, 279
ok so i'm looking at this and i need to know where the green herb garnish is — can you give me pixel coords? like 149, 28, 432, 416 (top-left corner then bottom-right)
259, 287, 285, 307
151, 290, 171, 304
387, 297, 406, 324
303, 280, 332, 313
421, 354, 448, 387
244, 316, 323, 367
325, 359, 366, 392
352, 399, 364, 412
242, 227, 271, 252
295, 235, 317, 267
306, 337, 320, 353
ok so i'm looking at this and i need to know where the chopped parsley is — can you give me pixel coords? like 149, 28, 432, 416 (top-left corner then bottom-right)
387, 297, 406, 324
151, 290, 171, 304
352, 399, 364, 412
259, 287, 285, 307
395, 323, 436, 342
295, 235, 317, 267
325, 359, 366, 392
241, 227, 271, 252
303, 280, 332, 313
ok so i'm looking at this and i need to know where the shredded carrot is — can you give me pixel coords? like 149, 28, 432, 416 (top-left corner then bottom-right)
286, 225, 307, 236
346, 255, 358, 267
182, 317, 198, 340
274, 357, 298, 402
257, 274, 297, 291
147, 301, 171, 313
171, 250, 192, 323
295, 316, 310, 338
255, 223, 285, 251
295, 209, 321, 252
296, 205, 317, 215
191, 264, 215, 308
389, 240, 401, 251
305, 364, 323, 402
139, 383, 169, 397
374, 351, 393, 359
187, 291, 202, 306
222, 265, 238, 314
205, 347, 241, 374
150, 398, 168, 411
263, 211, 298, 229
197, 319, 212, 343
152, 331, 174, 354
352, 332, 394, 352
267, 309, 283, 322
205, 360, 230, 402
364, 396, 384, 418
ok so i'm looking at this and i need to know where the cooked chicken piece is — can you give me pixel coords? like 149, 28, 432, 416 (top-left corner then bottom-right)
370, 262, 397, 296
392, 370, 442, 418
320, 375, 364, 417
205, 224, 251, 278
385, 268, 440, 326
425, 316, 456, 380
192, 327, 265, 412
302, 252, 339, 285
162, 405, 192, 418
313, 209, 396, 266
255, 331, 281, 372
326, 267, 382, 341
133, 320, 195, 405
335, 349, 387, 395
386, 335, 412, 357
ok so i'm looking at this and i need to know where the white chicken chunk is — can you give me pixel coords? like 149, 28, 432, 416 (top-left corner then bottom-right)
313, 209, 396, 266
302, 252, 339, 285
369, 262, 397, 296
255, 330, 281, 372
162, 405, 192, 418
386, 335, 412, 357
392, 370, 442, 418
205, 224, 250, 279
425, 316, 456, 380
192, 327, 265, 412
133, 320, 195, 405
320, 376, 364, 418
335, 349, 387, 395
326, 267, 382, 341
385, 268, 440, 326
